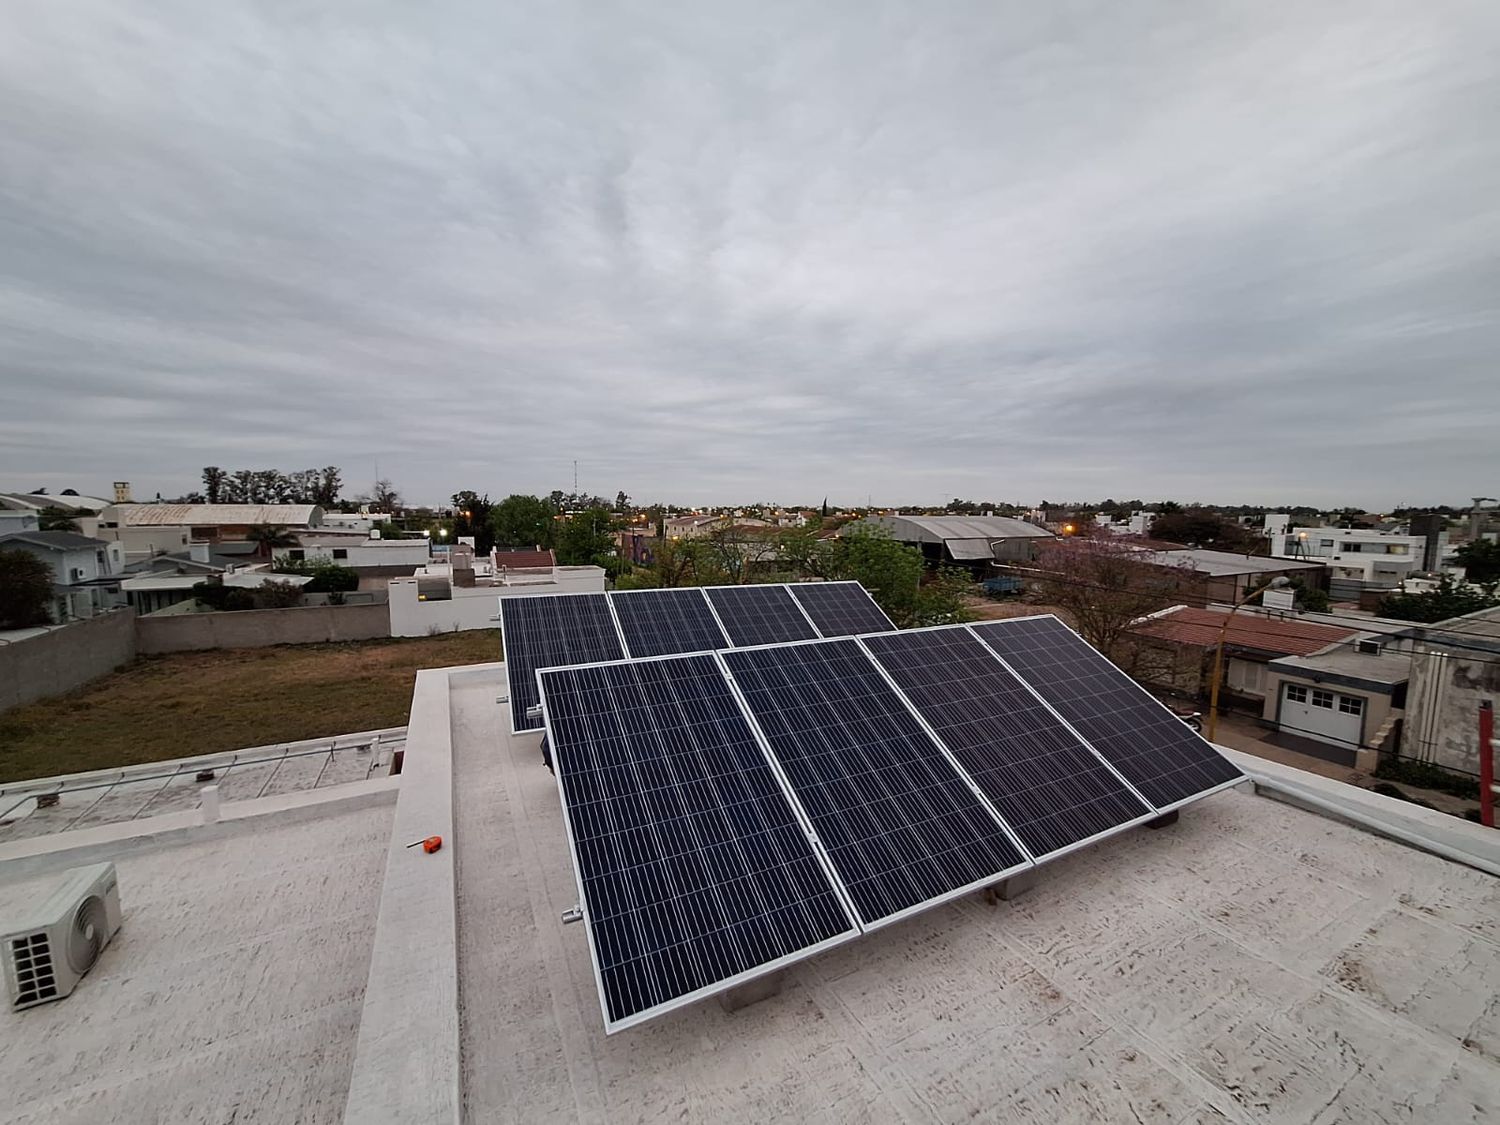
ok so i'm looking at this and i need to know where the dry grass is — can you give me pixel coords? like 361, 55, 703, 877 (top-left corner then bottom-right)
0, 631, 500, 783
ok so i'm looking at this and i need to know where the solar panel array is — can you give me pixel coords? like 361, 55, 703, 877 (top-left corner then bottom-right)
499, 583, 891, 730
971, 617, 1243, 808
724, 640, 1026, 925
541, 654, 857, 1031
500, 594, 626, 732
533, 612, 1244, 1031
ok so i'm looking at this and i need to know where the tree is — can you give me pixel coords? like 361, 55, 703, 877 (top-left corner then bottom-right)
37, 506, 81, 532
0, 548, 54, 627
1029, 532, 1191, 660
817, 526, 926, 626
273, 559, 358, 592
1378, 575, 1500, 624
491, 494, 555, 551
247, 524, 298, 558
1456, 539, 1500, 584
703, 524, 779, 584
255, 579, 306, 608
313, 466, 342, 508
1148, 508, 1257, 551
912, 568, 976, 626
202, 466, 226, 504
450, 491, 496, 553
554, 510, 615, 566
615, 490, 631, 513
372, 479, 401, 512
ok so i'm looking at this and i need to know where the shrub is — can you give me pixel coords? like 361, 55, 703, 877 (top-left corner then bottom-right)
1372, 755, 1479, 800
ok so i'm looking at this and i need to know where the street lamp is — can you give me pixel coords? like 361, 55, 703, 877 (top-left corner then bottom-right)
1207, 576, 1291, 742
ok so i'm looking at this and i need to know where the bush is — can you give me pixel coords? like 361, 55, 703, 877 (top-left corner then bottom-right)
1370, 782, 1438, 810
255, 580, 306, 609
273, 559, 358, 592
1372, 755, 1479, 799
192, 581, 254, 611
612, 569, 661, 591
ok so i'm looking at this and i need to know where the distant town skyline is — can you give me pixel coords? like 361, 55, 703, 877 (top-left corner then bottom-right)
3, 3, 1496, 508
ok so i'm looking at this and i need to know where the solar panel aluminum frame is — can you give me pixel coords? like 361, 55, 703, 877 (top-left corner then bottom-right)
713, 635, 1034, 934
500, 589, 631, 736
536, 651, 862, 1035
607, 586, 731, 657
851, 623, 1168, 864
969, 613, 1248, 815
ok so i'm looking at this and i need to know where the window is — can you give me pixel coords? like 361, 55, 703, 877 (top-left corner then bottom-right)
1387, 544, 1408, 555
288, 549, 305, 561
333, 549, 348, 560
1319, 539, 1335, 548
1286, 684, 1308, 703
1310, 689, 1335, 709
1338, 695, 1364, 716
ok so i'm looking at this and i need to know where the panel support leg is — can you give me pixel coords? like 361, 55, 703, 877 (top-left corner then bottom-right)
718, 971, 786, 1014
984, 867, 1040, 904
1146, 809, 1180, 830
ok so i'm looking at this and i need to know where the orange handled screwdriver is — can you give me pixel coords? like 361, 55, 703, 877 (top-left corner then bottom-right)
405, 835, 443, 854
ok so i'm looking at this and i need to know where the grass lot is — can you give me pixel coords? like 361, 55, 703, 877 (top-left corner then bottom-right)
0, 631, 500, 784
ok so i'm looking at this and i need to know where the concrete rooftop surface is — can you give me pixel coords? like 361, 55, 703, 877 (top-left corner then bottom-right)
1, 662, 1496, 1125
0, 786, 395, 1125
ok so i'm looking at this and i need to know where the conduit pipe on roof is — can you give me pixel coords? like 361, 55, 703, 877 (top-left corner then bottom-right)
1245, 772, 1500, 879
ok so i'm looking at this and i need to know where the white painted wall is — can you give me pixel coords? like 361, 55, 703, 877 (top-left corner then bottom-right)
276, 540, 431, 568
386, 566, 607, 636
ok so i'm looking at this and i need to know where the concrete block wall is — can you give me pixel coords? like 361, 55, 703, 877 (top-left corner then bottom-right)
0, 609, 138, 710
136, 602, 390, 654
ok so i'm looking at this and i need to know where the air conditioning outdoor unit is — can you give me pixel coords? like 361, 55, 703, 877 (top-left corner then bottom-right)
2, 863, 122, 1009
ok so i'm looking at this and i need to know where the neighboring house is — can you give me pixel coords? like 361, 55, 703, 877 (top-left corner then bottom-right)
0, 490, 113, 515
1139, 549, 1328, 604
1128, 606, 1358, 704
1260, 639, 1411, 768
273, 535, 430, 571
388, 564, 607, 635
1269, 522, 1428, 600
662, 514, 765, 539
0, 510, 39, 535
100, 503, 325, 541
0, 530, 125, 622
855, 514, 1054, 570
1400, 605, 1500, 777
76, 514, 193, 562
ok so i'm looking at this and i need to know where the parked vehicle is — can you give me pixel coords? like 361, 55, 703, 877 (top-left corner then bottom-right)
982, 575, 1024, 598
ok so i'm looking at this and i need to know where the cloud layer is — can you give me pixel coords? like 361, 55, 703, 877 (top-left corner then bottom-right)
3, 1, 1497, 508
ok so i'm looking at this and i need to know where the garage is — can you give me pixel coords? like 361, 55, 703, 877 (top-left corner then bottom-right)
1278, 682, 1365, 751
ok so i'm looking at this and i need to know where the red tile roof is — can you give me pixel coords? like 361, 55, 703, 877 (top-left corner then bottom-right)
1132, 607, 1357, 656
494, 549, 555, 569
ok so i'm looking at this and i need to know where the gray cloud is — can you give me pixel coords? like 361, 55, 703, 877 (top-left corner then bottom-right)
2, 0, 1497, 508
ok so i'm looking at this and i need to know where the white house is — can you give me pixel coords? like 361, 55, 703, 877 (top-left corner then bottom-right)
274, 535, 431, 570
1269, 522, 1425, 599
0, 530, 126, 622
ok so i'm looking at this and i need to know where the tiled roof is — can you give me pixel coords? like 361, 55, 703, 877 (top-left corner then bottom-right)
494, 549, 555, 568
1134, 606, 1358, 656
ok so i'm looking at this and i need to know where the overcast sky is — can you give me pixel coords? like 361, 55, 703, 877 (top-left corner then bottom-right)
2, 2, 1496, 510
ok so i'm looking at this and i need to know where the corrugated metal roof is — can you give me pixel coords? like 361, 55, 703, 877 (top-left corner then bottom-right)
945, 539, 1000, 560
864, 515, 1053, 543
1134, 607, 1357, 656
115, 504, 322, 527
1144, 549, 1326, 577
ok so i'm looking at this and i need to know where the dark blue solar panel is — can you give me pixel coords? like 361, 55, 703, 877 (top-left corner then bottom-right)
500, 594, 626, 732
971, 617, 1243, 808
722, 640, 1028, 926
861, 628, 1153, 857
787, 582, 896, 637
704, 585, 820, 647
610, 588, 729, 658
539, 654, 856, 1030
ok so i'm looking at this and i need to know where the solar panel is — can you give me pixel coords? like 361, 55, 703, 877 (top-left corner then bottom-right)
971, 616, 1243, 809
722, 639, 1029, 927
786, 581, 896, 637
861, 628, 1154, 857
500, 594, 626, 733
610, 588, 729, 658
539, 654, 858, 1032
704, 585, 820, 647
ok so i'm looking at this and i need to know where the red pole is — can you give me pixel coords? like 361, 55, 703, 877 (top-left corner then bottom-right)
1481, 701, 1494, 829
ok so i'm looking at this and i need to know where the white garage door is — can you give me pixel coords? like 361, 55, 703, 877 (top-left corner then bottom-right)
1280, 683, 1364, 749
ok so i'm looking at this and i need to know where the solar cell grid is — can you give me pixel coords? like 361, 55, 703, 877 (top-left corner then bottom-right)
971, 617, 1243, 808
787, 581, 896, 637
501, 594, 625, 732
861, 628, 1153, 857
541, 654, 856, 1030
610, 587, 729, 658
704, 585, 820, 647
722, 639, 1028, 926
